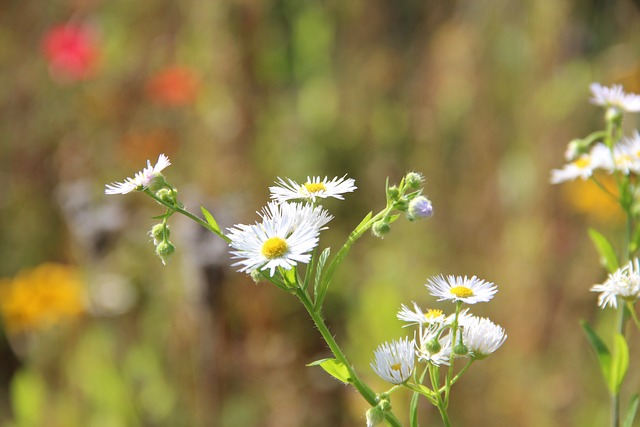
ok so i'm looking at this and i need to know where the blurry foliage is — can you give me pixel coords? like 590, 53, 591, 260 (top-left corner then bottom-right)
2, 0, 640, 426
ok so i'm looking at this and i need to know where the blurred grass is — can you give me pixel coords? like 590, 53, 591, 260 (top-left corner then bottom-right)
2, 0, 640, 426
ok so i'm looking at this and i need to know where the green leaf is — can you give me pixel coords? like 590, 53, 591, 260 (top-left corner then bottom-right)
282, 267, 297, 286
623, 394, 639, 427
354, 211, 373, 234
588, 228, 620, 273
313, 248, 331, 301
200, 206, 221, 234
581, 320, 612, 390
609, 333, 629, 395
307, 358, 352, 384
387, 214, 401, 224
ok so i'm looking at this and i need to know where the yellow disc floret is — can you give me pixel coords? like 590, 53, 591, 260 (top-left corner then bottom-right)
304, 182, 327, 193
261, 237, 289, 259
390, 363, 402, 372
449, 286, 474, 298
573, 157, 591, 169
424, 309, 444, 320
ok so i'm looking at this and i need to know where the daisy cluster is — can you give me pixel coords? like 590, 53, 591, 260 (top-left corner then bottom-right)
227, 176, 356, 278
550, 84, 640, 184
371, 275, 506, 385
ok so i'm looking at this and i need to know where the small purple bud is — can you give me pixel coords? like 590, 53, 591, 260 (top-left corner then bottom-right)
407, 196, 433, 221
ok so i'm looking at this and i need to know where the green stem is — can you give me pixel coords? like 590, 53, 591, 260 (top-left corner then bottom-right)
612, 301, 626, 427
295, 288, 404, 427
627, 301, 640, 330
144, 189, 231, 243
444, 302, 463, 406
436, 403, 452, 427
410, 366, 430, 427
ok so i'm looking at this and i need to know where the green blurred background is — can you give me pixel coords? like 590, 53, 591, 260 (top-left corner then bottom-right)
2, 0, 640, 426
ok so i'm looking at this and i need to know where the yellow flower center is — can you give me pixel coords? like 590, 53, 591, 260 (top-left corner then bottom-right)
573, 157, 591, 169
390, 363, 402, 372
261, 237, 288, 259
424, 309, 443, 320
450, 286, 474, 298
304, 182, 327, 193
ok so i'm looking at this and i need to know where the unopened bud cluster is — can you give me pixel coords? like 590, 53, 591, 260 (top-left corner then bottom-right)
372, 172, 433, 238
149, 221, 175, 265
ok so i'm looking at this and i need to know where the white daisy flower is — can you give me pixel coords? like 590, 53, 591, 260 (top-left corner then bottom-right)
105, 154, 171, 195
426, 275, 498, 304
416, 324, 452, 366
460, 315, 507, 359
590, 83, 640, 113
613, 131, 640, 175
550, 143, 611, 184
269, 175, 357, 203
397, 302, 445, 326
227, 202, 332, 276
590, 259, 640, 309
370, 337, 415, 384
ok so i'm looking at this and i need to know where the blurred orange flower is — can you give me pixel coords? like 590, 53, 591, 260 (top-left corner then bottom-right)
41, 24, 100, 83
145, 66, 200, 106
0, 263, 85, 334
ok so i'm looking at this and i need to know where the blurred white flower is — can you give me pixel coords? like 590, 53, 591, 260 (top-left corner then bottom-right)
590, 83, 640, 112
269, 175, 357, 203
105, 154, 171, 195
550, 143, 611, 184
591, 259, 640, 309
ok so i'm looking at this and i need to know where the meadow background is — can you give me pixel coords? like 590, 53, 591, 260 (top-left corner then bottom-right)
2, 1, 640, 426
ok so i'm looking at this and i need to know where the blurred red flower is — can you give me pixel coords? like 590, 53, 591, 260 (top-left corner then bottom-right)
42, 24, 100, 83
146, 66, 200, 106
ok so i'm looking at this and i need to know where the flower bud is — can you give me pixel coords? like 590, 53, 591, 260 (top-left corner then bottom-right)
156, 188, 177, 205
372, 220, 391, 238
147, 174, 169, 192
564, 138, 590, 161
366, 406, 385, 427
407, 196, 433, 221
405, 172, 424, 189
387, 185, 400, 201
155, 240, 176, 265
605, 107, 623, 128
250, 269, 264, 284
425, 337, 442, 354
149, 223, 168, 245
453, 342, 468, 356
393, 199, 408, 212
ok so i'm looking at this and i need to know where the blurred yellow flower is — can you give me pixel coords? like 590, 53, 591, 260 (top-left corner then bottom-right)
0, 263, 85, 334
561, 173, 624, 224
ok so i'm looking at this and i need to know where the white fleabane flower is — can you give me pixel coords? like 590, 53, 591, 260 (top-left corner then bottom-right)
613, 131, 640, 175
269, 175, 357, 203
591, 259, 640, 308
590, 83, 640, 112
227, 202, 332, 276
370, 337, 415, 384
550, 143, 611, 184
426, 275, 498, 304
460, 315, 507, 359
397, 302, 444, 326
105, 154, 171, 195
